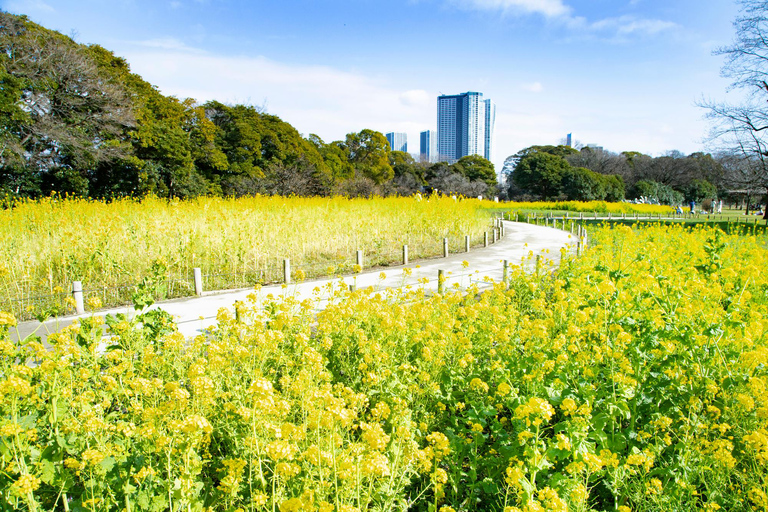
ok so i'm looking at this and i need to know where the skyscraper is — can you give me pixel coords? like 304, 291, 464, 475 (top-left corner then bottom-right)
385, 132, 407, 153
420, 130, 437, 163
483, 99, 496, 162
436, 92, 495, 163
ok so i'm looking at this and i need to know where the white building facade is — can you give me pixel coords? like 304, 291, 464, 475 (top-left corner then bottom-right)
385, 132, 408, 153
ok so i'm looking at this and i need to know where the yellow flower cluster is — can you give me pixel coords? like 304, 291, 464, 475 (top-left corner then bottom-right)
514, 397, 555, 427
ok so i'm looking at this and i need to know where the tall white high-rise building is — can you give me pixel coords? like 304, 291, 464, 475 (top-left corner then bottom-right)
420, 130, 437, 163
385, 132, 407, 153
436, 91, 495, 163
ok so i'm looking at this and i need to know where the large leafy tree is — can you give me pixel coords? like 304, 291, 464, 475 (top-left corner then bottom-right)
504, 145, 577, 199
344, 129, 393, 184
308, 135, 355, 183
0, 12, 134, 196
453, 154, 497, 189
203, 102, 329, 196
561, 167, 606, 201
510, 151, 571, 199
84, 44, 224, 198
601, 174, 626, 202
388, 150, 425, 184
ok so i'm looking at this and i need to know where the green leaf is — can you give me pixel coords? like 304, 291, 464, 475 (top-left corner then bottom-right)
100, 455, 116, 472
39, 458, 56, 485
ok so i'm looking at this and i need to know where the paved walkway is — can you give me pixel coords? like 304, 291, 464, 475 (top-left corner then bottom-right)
14, 221, 575, 341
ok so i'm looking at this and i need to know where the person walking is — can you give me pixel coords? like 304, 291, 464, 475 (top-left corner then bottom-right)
690, 200, 695, 215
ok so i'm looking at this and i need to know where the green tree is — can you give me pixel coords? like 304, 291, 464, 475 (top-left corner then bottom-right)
389, 151, 424, 183
309, 134, 355, 183
601, 174, 626, 202
511, 151, 571, 199
0, 12, 134, 197
87, 43, 218, 198
561, 167, 605, 201
685, 179, 717, 203
344, 129, 393, 184
206, 102, 328, 195
453, 155, 497, 188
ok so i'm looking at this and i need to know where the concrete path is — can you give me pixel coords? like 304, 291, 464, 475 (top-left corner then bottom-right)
13, 221, 576, 341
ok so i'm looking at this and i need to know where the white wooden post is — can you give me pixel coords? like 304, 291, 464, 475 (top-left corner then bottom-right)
403, 245, 409, 265
484, 232, 488, 247
356, 250, 364, 269
72, 281, 84, 315
194, 268, 203, 296
438, 269, 445, 294
443, 238, 449, 257
465, 235, 470, 252
283, 259, 291, 284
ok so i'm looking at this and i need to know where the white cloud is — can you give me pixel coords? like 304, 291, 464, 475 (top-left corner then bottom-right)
451, 0, 570, 17
119, 43, 436, 148
521, 82, 543, 93
131, 37, 205, 53
588, 15, 678, 36
399, 89, 432, 107
449, 1, 677, 39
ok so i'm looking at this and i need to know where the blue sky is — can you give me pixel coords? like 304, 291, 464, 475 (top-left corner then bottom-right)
2, 0, 744, 171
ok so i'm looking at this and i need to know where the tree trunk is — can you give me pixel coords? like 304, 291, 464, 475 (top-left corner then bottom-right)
746, 193, 752, 215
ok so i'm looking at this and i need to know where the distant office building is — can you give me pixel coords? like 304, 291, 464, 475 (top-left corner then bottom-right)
566, 133, 572, 147
586, 143, 604, 152
386, 132, 407, 153
436, 91, 495, 163
420, 130, 438, 163
484, 99, 496, 162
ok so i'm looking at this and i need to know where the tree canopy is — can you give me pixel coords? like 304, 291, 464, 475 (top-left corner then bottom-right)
503, 144, 729, 205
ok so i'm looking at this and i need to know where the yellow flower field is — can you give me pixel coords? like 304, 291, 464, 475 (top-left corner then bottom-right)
505, 201, 674, 215
0, 195, 493, 319
1, 221, 767, 511
506, 200, 673, 214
